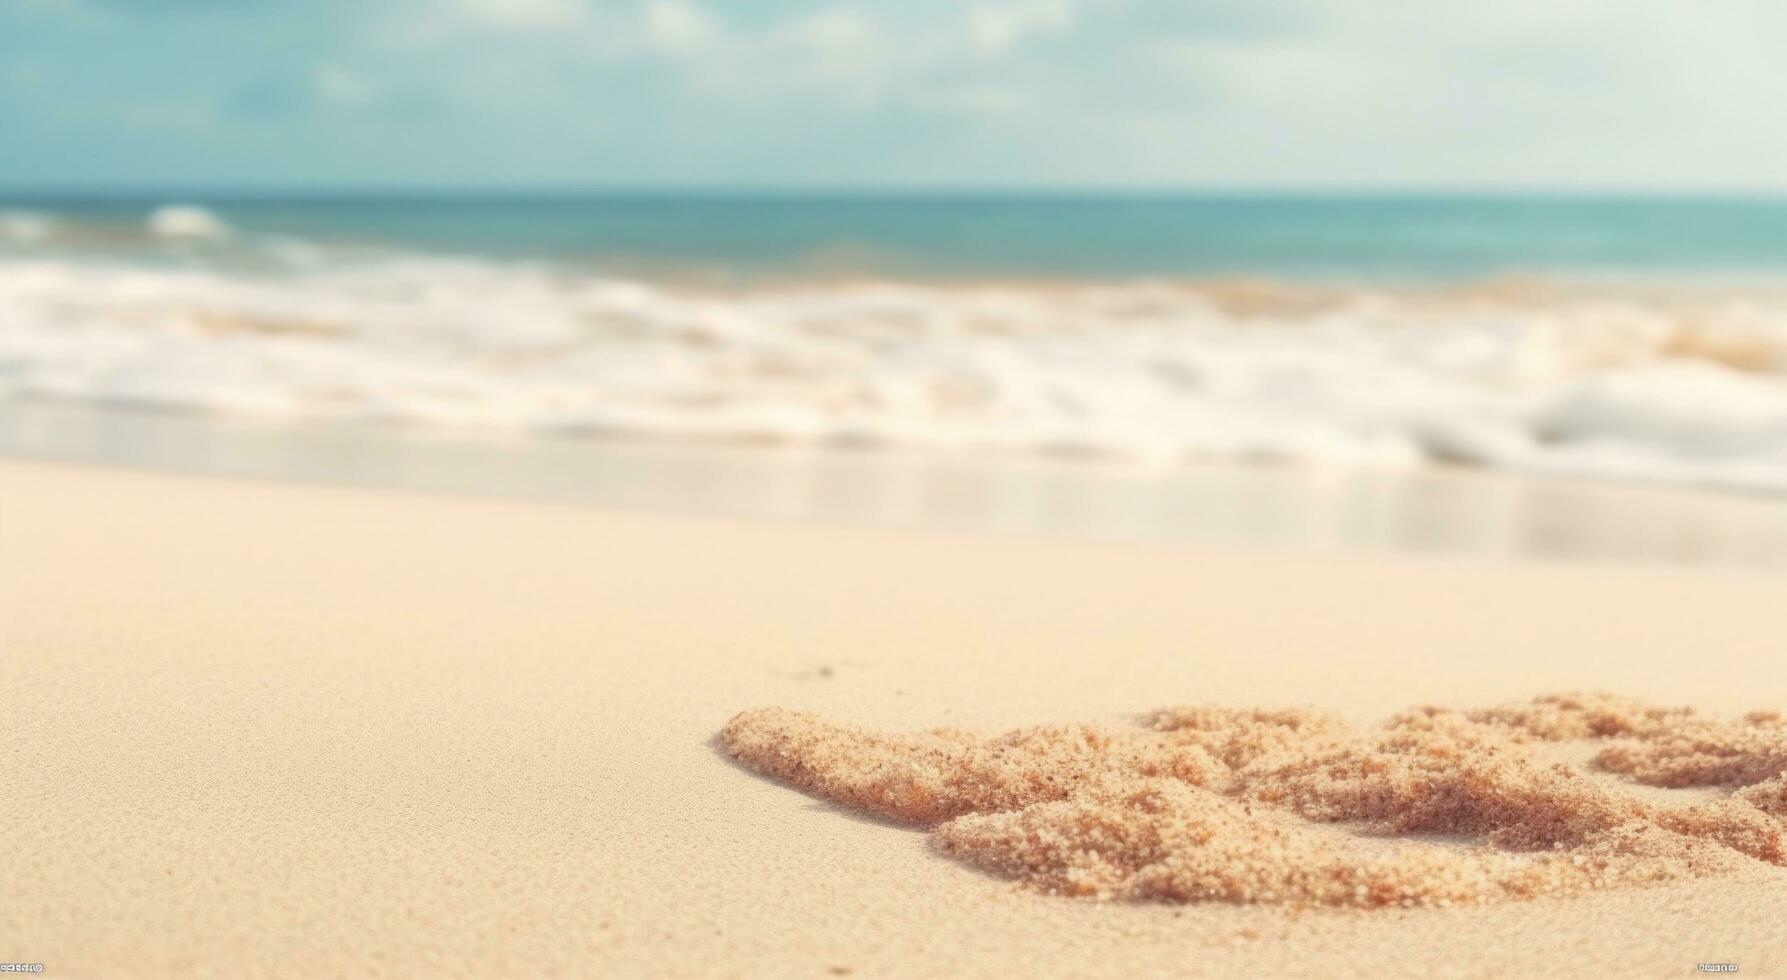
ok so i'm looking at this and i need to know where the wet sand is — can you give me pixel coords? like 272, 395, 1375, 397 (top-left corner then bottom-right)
7, 400, 1787, 569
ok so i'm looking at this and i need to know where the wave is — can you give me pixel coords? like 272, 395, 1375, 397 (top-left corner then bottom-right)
0, 204, 241, 250
0, 210, 55, 244
147, 205, 232, 240
1, 250, 1786, 492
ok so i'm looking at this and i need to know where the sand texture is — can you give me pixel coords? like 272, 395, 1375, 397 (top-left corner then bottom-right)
724, 694, 1787, 907
4, 458, 1787, 977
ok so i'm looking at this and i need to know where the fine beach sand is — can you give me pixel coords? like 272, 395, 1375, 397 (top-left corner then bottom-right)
5, 458, 1787, 977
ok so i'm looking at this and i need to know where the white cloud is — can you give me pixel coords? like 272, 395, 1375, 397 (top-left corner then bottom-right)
967, 0, 1075, 55
451, 0, 586, 30
642, 7, 903, 106
1127, 0, 1787, 187
643, 0, 717, 56
93, 0, 1787, 189
784, 9, 886, 73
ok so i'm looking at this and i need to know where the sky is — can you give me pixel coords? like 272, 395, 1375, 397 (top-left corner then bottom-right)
4, 0, 1787, 190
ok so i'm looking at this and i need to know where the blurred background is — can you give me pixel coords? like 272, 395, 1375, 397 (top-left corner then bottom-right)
5, 0, 1787, 565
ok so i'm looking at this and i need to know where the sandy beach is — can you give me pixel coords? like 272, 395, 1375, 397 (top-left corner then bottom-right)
2, 456, 1784, 977
14, 1, 1787, 972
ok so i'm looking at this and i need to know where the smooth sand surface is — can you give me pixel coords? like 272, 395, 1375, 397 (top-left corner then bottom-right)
5, 458, 1787, 978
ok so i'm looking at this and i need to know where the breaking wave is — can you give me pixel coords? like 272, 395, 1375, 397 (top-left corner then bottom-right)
3, 235, 1787, 492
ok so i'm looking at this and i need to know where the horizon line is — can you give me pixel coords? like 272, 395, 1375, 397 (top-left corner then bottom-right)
10, 182, 1787, 201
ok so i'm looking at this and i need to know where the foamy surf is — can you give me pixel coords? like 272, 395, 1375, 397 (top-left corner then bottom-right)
0, 210, 55, 244
147, 205, 232, 240
2, 245, 1787, 492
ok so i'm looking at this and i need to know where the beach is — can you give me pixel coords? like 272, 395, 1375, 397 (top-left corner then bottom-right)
6, 456, 1786, 978
14, 1, 1787, 972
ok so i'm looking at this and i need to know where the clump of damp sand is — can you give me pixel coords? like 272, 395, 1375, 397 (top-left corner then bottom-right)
721, 693, 1787, 908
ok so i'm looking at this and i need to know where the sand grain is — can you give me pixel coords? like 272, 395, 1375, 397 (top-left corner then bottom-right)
723, 693, 1787, 908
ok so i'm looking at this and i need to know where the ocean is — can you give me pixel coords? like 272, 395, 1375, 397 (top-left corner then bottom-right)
18, 193, 1787, 280
4, 192, 1787, 494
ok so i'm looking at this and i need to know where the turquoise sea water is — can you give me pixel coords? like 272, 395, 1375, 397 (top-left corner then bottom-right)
12, 192, 1787, 280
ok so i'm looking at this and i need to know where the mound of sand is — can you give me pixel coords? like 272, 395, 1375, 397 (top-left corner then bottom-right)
722, 693, 1787, 908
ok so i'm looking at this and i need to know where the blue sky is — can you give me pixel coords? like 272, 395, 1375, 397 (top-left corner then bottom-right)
4, 0, 1787, 189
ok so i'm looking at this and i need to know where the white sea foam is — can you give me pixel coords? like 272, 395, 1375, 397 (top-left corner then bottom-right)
2, 251, 1787, 492
0, 210, 54, 244
147, 205, 231, 240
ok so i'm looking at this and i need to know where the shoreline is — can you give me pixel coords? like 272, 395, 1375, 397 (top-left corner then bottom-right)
6, 400, 1787, 569
9, 252, 1787, 498
4, 457, 1786, 976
